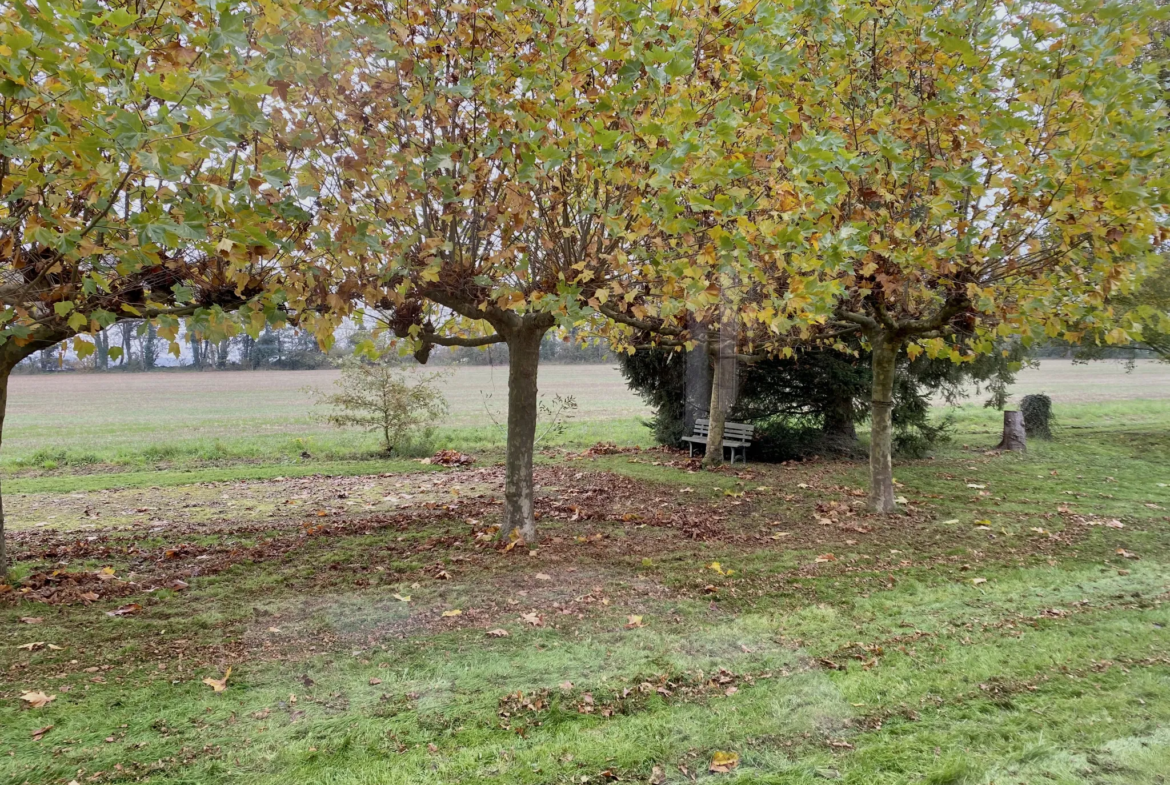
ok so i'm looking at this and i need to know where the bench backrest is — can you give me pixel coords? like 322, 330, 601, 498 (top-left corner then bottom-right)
691, 418, 754, 441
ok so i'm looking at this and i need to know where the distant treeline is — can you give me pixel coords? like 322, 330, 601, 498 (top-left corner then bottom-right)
14, 324, 615, 374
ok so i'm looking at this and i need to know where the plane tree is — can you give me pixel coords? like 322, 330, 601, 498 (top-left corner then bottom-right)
0, 0, 346, 575
300, 0, 717, 542
640, 0, 1168, 510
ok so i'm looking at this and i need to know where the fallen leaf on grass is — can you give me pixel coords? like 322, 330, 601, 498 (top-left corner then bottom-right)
707, 561, 734, 576
441, 609, 462, 617
393, 593, 411, 602
20, 617, 43, 625
709, 751, 739, 773
941, 519, 960, 525
105, 603, 141, 617
971, 577, 988, 585
486, 628, 509, 637
1117, 549, 1140, 560
368, 677, 382, 686
31, 725, 52, 741
202, 666, 232, 693
625, 614, 644, 628
535, 573, 552, 581
17, 641, 45, 651
21, 691, 55, 708
520, 612, 543, 626
815, 554, 837, 563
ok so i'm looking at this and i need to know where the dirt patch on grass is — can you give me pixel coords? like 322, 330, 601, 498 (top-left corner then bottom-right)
6, 455, 1128, 611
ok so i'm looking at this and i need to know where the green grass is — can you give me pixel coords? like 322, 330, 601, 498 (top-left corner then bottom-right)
2, 365, 652, 474
2, 363, 1169, 784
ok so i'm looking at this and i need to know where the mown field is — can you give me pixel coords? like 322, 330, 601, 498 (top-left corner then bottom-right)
2, 360, 1169, 785
2, 364, 651, 480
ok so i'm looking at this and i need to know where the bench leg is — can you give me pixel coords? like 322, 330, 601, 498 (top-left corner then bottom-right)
688, 443, 694, 458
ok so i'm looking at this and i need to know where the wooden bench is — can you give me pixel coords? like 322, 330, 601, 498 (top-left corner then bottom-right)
681, 418, 754, 464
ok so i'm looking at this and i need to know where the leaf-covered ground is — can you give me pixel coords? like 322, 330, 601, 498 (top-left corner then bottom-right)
2, 425, 1169, 785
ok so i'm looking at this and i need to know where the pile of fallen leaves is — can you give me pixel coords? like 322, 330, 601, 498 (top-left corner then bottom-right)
4, 568, 126, 605
423, 450, 476, 467
497, 668, 771, 732
580, 442, 626, 457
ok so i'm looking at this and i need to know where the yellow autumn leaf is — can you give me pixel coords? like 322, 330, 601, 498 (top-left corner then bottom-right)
709, 750, 739, 773
202, 667, 232, 693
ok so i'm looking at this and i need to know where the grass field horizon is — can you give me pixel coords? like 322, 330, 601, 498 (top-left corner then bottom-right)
5, 359, 1170, 480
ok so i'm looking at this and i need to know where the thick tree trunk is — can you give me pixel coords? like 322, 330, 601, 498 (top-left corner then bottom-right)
684, 315, 711, 437
502, 326, 545, 543
996, 411, 1027, 452
868, 337, 899, 513
703, 362, 725, 468
703, 306, 737, 468
823, 394, 857, 440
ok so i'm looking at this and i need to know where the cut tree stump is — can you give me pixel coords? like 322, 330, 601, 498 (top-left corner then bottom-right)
996, 410, 1027, 452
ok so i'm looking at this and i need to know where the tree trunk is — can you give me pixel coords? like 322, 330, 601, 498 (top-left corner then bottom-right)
684, 314, 711, 437
143, 322, 158, 370
703, 305, 737, 468
703, 364, 725, 467
868, 337, 899, 513
95, 330, 110, 370
121, 322, 133, 366
502, 325, 545, 543
996, 411, 1027, 452
822, 393, 857, 440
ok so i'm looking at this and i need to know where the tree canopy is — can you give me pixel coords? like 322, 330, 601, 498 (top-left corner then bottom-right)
0, 0, 344, 370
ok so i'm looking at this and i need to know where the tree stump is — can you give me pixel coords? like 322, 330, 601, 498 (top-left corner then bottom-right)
996, 410, 1027, 452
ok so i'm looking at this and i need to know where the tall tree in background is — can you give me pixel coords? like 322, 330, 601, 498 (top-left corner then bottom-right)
303, 0, 704, 542
0, 0, 346, 576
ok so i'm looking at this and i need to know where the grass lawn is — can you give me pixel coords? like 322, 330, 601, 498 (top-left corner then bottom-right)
1, 362, 1169, 784
1, 364, 652, 474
